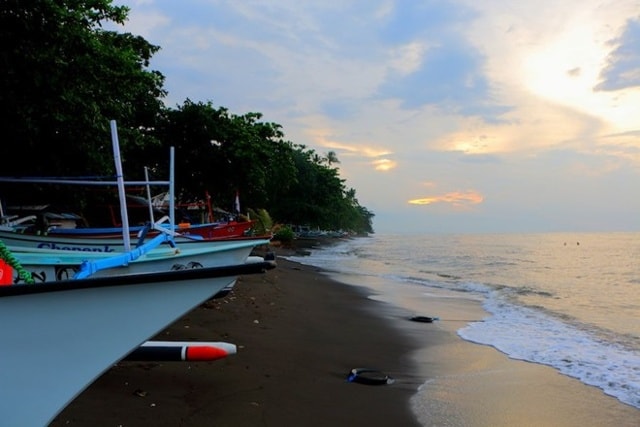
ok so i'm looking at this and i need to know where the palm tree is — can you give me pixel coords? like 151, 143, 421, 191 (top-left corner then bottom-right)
325, 151, 340, 165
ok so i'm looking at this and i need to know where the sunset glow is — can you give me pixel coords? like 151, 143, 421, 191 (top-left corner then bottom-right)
408, 191, 484, 208
117, 0, 640, 232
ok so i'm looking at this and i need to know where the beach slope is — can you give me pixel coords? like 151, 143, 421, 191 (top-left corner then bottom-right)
51, 257, 421, 426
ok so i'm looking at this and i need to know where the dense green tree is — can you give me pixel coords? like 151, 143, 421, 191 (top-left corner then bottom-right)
0, 1, 375, 233
270, 147, 373, 233
126, 100, 298, 214
0, 0, 165, 206
130, 101, 374, 233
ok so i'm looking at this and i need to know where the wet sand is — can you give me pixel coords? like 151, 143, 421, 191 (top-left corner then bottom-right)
50, 242, 639, 426
402, 289, 640, 427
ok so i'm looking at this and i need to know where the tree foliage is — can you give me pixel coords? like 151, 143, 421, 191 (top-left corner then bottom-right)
0, 0, 375, 234
0, 0, 165, 178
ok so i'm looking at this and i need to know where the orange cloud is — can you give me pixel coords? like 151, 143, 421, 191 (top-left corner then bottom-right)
372, 158, 397, 171
361, 147, 393, 157
319, 140, 358, 153
311, 133, 393, 158
408, 191, 484, 208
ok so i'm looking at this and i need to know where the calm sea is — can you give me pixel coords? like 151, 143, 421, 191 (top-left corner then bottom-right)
285, 232, 640, 410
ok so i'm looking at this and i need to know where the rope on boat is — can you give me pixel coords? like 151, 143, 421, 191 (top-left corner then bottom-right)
0, 240, 34, 284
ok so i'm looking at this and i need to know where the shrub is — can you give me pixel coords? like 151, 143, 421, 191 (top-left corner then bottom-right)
273, 225, 294, 244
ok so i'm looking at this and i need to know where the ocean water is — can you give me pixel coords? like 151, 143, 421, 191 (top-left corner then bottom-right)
284, 232, 640, 411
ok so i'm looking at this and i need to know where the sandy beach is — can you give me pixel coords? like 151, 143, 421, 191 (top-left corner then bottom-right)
50, 247, 422, 427
50, 243, 639, 426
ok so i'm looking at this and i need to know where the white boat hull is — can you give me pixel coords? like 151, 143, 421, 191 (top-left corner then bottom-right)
9, 238, 270, 283
0, 262, 270, 426
0, 228, 266, 254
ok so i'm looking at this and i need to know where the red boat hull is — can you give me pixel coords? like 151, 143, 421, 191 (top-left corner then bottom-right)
176, 220, 255, 240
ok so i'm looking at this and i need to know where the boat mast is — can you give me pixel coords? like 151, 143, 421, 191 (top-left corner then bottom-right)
169, 146, 175, 233
144, 167, 155, 224
0, 121, 173, 243
110, 120, 132, 252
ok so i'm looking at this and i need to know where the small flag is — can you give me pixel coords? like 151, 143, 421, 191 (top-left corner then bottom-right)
234, 190, 240, 213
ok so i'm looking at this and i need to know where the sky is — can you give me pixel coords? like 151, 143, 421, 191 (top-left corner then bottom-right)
112, 0, 640, 234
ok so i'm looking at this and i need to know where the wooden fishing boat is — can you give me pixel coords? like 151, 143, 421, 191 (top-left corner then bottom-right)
0, 120, 278, 424
0, 260, 273, 426
42, 217, 256, 240
0, 222, 267, 254
0, 120, 269, 260
5, 234, 272, 283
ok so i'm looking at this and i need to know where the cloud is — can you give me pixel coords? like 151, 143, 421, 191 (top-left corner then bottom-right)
453, 0, 640, 132
595, 18, 640, 91
111, 0, 640, 232
367, 2, 490, 118
408, 190, 484, 208
379, 41, 492, 112
372, 158, 397, 171
388, 41, 428, 76
302, 126, 394, 160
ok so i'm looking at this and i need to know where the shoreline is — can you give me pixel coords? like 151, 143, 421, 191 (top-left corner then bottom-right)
50, 239, 639, 426
277, 239, 640, 426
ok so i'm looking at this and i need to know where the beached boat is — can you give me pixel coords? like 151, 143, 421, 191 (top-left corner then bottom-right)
0, 260, 273, 426
45, 218, 256, 239
4, 233, 272, 284
2, 183, 254, 242
0, 119, 252, 248
0, 223, 268, 254
0, 121, 268, 261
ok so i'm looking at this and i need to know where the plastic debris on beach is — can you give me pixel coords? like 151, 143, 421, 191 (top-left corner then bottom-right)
409, 315, 439, 323
346, 368, 395, 385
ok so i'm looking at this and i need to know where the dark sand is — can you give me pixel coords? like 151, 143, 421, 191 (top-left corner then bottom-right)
50, 249, 422, 426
